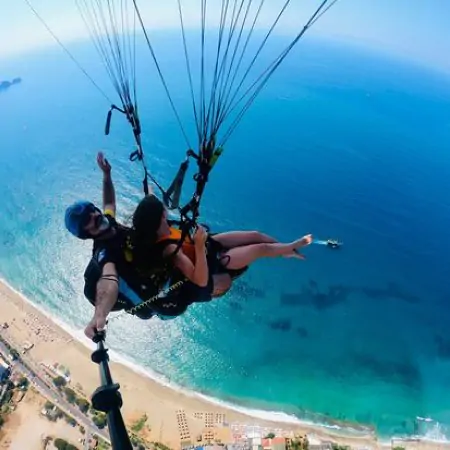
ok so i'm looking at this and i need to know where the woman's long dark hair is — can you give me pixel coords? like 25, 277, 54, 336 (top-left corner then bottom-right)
131, 194, 166, 270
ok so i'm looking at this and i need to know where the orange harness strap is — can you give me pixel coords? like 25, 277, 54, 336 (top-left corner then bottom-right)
156, 227, 196, 262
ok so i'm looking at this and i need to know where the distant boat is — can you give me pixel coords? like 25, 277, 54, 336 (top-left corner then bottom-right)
312, 238, 343, 249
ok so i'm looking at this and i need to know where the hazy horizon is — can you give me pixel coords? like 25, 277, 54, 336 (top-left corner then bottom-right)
3, 1, 450, 75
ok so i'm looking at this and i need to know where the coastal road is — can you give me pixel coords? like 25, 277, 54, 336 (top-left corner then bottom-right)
0, 336, 111, 444
84, 430, 89, 450
0, 384, 7, 404
84, 429, 92, 450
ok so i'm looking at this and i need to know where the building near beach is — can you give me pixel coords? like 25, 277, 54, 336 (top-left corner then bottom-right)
261, 437, 286, 450
0, 356, 11, 383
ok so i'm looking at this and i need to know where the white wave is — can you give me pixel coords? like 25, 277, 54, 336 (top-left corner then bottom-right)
2, 276, 448, 442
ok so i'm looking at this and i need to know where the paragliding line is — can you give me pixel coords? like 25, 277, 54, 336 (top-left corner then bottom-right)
22, 0, 111, 104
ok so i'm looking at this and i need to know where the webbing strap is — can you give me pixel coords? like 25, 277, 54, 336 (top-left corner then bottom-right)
104, 107, 222, 256
179, 137, 222, 227
105, 104, 163, 198
164, 158, 190, 209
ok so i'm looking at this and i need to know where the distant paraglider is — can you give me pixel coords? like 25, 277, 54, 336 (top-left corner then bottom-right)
313, 238, 343, 249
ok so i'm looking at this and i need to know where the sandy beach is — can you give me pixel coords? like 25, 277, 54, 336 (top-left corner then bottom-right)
0, 278, 449, 450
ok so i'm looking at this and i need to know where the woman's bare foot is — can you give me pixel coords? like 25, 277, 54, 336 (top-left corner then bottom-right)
281, 234, 313, 259
294, 234, 313, 248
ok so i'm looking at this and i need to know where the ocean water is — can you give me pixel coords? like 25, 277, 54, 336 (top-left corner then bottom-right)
1, 33, 450, 440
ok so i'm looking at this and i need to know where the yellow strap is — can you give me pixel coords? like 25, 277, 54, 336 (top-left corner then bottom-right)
104, 208, 115, 218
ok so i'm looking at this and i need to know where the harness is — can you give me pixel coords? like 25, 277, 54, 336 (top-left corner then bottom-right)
83, 218, 188, 319
155, 226, 249, 281
156, 227, 196, 262
83, 221, 249, 320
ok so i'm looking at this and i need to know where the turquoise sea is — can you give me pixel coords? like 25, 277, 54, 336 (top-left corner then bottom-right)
1, 32, 450, 440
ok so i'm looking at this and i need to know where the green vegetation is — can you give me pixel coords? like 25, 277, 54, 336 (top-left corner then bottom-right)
53, 438, 79, 450
3, 389, 13, 404
0, 375, 35, 430
153, 442, 174, 450
53, 376, 67, 388
9, 349, 20, 361
331, 445, 350, 450
64, 387, 77, 404
1, 404, 11, 414
94, 435, 111, 450
75, 397, 90, 413
56, 408, 64, 420
55, 382, 90, 415
16, 375, 29, 389
393, 447, 406, 450
97, 440, 111, 450
131, 413, 148, 433
43, 401, 71, 425
59, 365, 71, 378
44, 400, 54, 410
92, 411, 107, 429
63, 414, 77, 427
265, 433, 275, 439
290, 438, 309, 450
131, 433, 157, 450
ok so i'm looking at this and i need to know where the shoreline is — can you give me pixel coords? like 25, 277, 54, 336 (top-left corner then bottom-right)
0, 275, 448, 449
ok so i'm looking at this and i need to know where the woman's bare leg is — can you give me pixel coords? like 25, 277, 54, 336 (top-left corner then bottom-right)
221, 234, 313, 270
212, 231, 278, 248
213, 231, 302, 259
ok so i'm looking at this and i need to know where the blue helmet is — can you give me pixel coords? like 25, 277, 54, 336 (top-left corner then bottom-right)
64, 201, 97, 239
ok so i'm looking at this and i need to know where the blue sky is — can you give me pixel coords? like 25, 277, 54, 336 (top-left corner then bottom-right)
2, 1, 450, 73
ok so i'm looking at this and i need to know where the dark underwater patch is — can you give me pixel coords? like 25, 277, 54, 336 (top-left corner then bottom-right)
351, 352, 421, 390
228, 300, 244, 312
296, 327, 309, 338
360, 282, 419, 304
435, 335, 450, 359
267, 318, 292, 332
280, 279, 351, 310
280, 279, 420, 310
